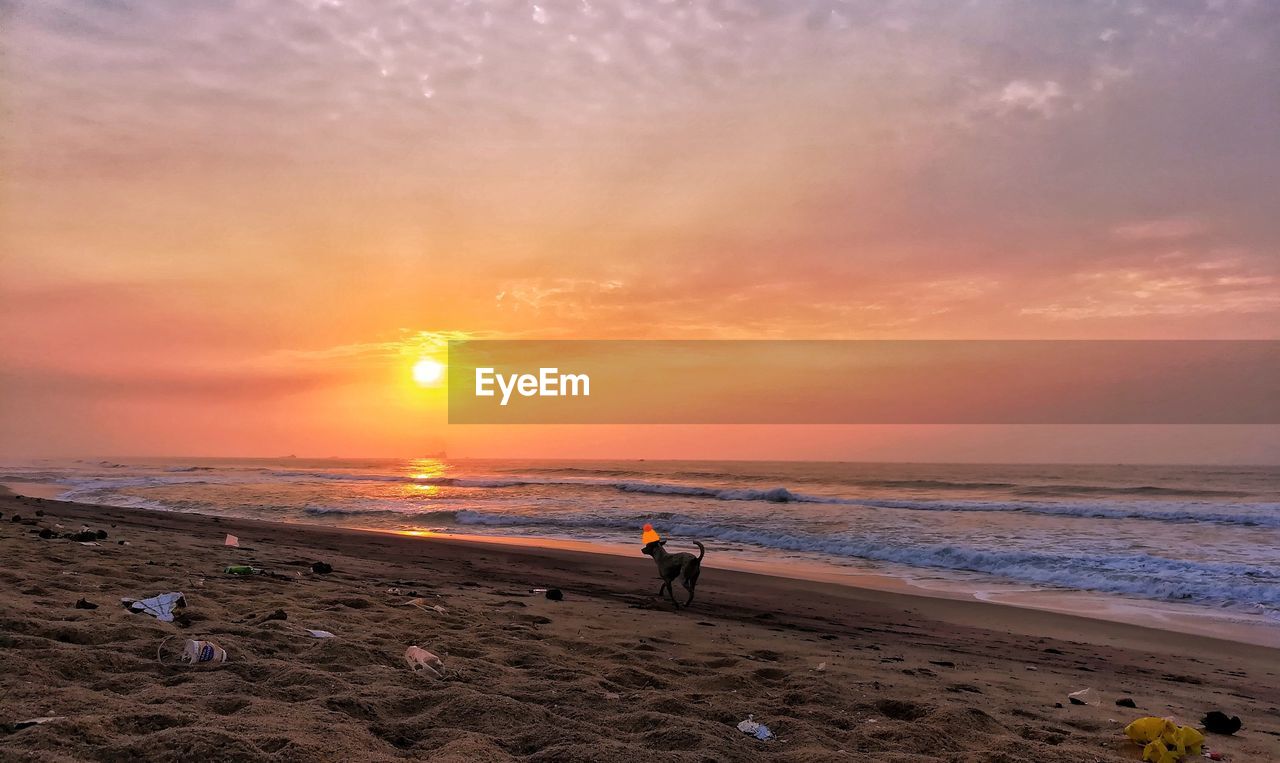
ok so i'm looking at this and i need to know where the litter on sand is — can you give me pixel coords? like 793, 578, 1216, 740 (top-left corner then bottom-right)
3, 717, 65, 733
404, 646, 444, 678
182, 639, 228, 664
401, 599, 447, 614
305, 629, 335, 639
224, 534, 239, 547
1201, 711, 1242, 735
1068, 688, 1096, 705
122, 592, 186, 622
736, 715, 774, 741
1124, 716, 1205, 763
815, 662, 827, 672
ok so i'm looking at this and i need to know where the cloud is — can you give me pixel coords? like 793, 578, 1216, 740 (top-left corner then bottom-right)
1020, 254, 1280, 320
1112, 218, 1208, 242
995, 79, 1067, 117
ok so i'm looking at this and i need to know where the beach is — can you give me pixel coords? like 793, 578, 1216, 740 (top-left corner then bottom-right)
1, 490, 1277, 762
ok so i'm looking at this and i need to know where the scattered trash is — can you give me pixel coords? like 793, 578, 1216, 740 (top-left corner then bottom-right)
545, 588, 564, 601
401, 599, 448, 614
182, 639, 228, 664
223, 565, 256, 575
1025, 666, 1038, 671
815, 662, 827, 672
736, 715, 774, 741
1124, 716, 1204, 762
122, 592, 186, 622
1117, 697, 1138, 708
387, 587, 403, 595
404, 646, 444, 678
2, 716, 64, 733
1202, 751, 1223, 760
1068, 688, 1095, 705
224, 534, 239, 547
1201, 711, 1241, 735
305, 629, 335, 639
310, 562, 333, 575
531, 588, 547, 593
77, 542, 100, 547
74, 598, 98, 610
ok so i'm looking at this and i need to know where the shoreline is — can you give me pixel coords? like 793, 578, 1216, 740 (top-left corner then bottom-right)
7, 479, 1277, 649
3, 489, 1278, 760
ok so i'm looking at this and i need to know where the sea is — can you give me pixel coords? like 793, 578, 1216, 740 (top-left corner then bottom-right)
4, 458, 1278, 636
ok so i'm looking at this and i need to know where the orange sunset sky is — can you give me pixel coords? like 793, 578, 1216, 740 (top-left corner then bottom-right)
1, 1, 1277, 462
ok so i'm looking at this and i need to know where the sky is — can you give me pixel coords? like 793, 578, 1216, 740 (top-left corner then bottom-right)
1, 0, 1277, 462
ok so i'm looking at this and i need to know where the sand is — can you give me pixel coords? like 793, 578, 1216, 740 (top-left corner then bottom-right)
1, 491, 1277, 762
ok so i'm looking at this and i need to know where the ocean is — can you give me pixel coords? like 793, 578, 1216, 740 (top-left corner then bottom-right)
5, 457, 1278, 628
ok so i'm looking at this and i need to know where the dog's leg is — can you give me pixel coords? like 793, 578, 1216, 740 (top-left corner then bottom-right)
682, 562, 700, 606
665, 576, 683, 608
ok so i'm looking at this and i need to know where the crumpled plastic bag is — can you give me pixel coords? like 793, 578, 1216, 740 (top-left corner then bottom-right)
1124, 717, 1204, 762
736, 715, 774, 741
122, 592, 185, 622
404, 646, 444, 678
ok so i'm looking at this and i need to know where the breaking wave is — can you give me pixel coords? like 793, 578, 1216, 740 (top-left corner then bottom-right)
306, 506, 1279, 610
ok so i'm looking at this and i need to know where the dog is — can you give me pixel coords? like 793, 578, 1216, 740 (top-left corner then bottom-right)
642, 538, 705, 607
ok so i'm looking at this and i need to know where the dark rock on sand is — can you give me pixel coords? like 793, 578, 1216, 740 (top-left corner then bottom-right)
1116, 697, 1137, 708
1202, 711, 1242, 735
546, 588, 564, 601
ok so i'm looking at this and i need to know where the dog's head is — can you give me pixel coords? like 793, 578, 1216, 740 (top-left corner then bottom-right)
641, 539, 666, 557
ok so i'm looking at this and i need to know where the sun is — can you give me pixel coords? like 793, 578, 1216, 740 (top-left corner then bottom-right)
411, 358, 445, 386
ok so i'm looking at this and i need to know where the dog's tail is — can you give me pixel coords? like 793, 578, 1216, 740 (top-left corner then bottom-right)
693, 541, 705, 562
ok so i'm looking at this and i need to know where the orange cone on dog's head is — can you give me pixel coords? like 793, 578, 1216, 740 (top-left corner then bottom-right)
642, 523, 661, 546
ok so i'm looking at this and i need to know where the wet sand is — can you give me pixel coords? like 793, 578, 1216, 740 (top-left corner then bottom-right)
2, 490, 1277, 762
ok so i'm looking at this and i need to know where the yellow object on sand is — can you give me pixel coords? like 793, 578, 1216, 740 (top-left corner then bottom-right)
642, 524, 661, 545
1124, 717, 1204, 763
